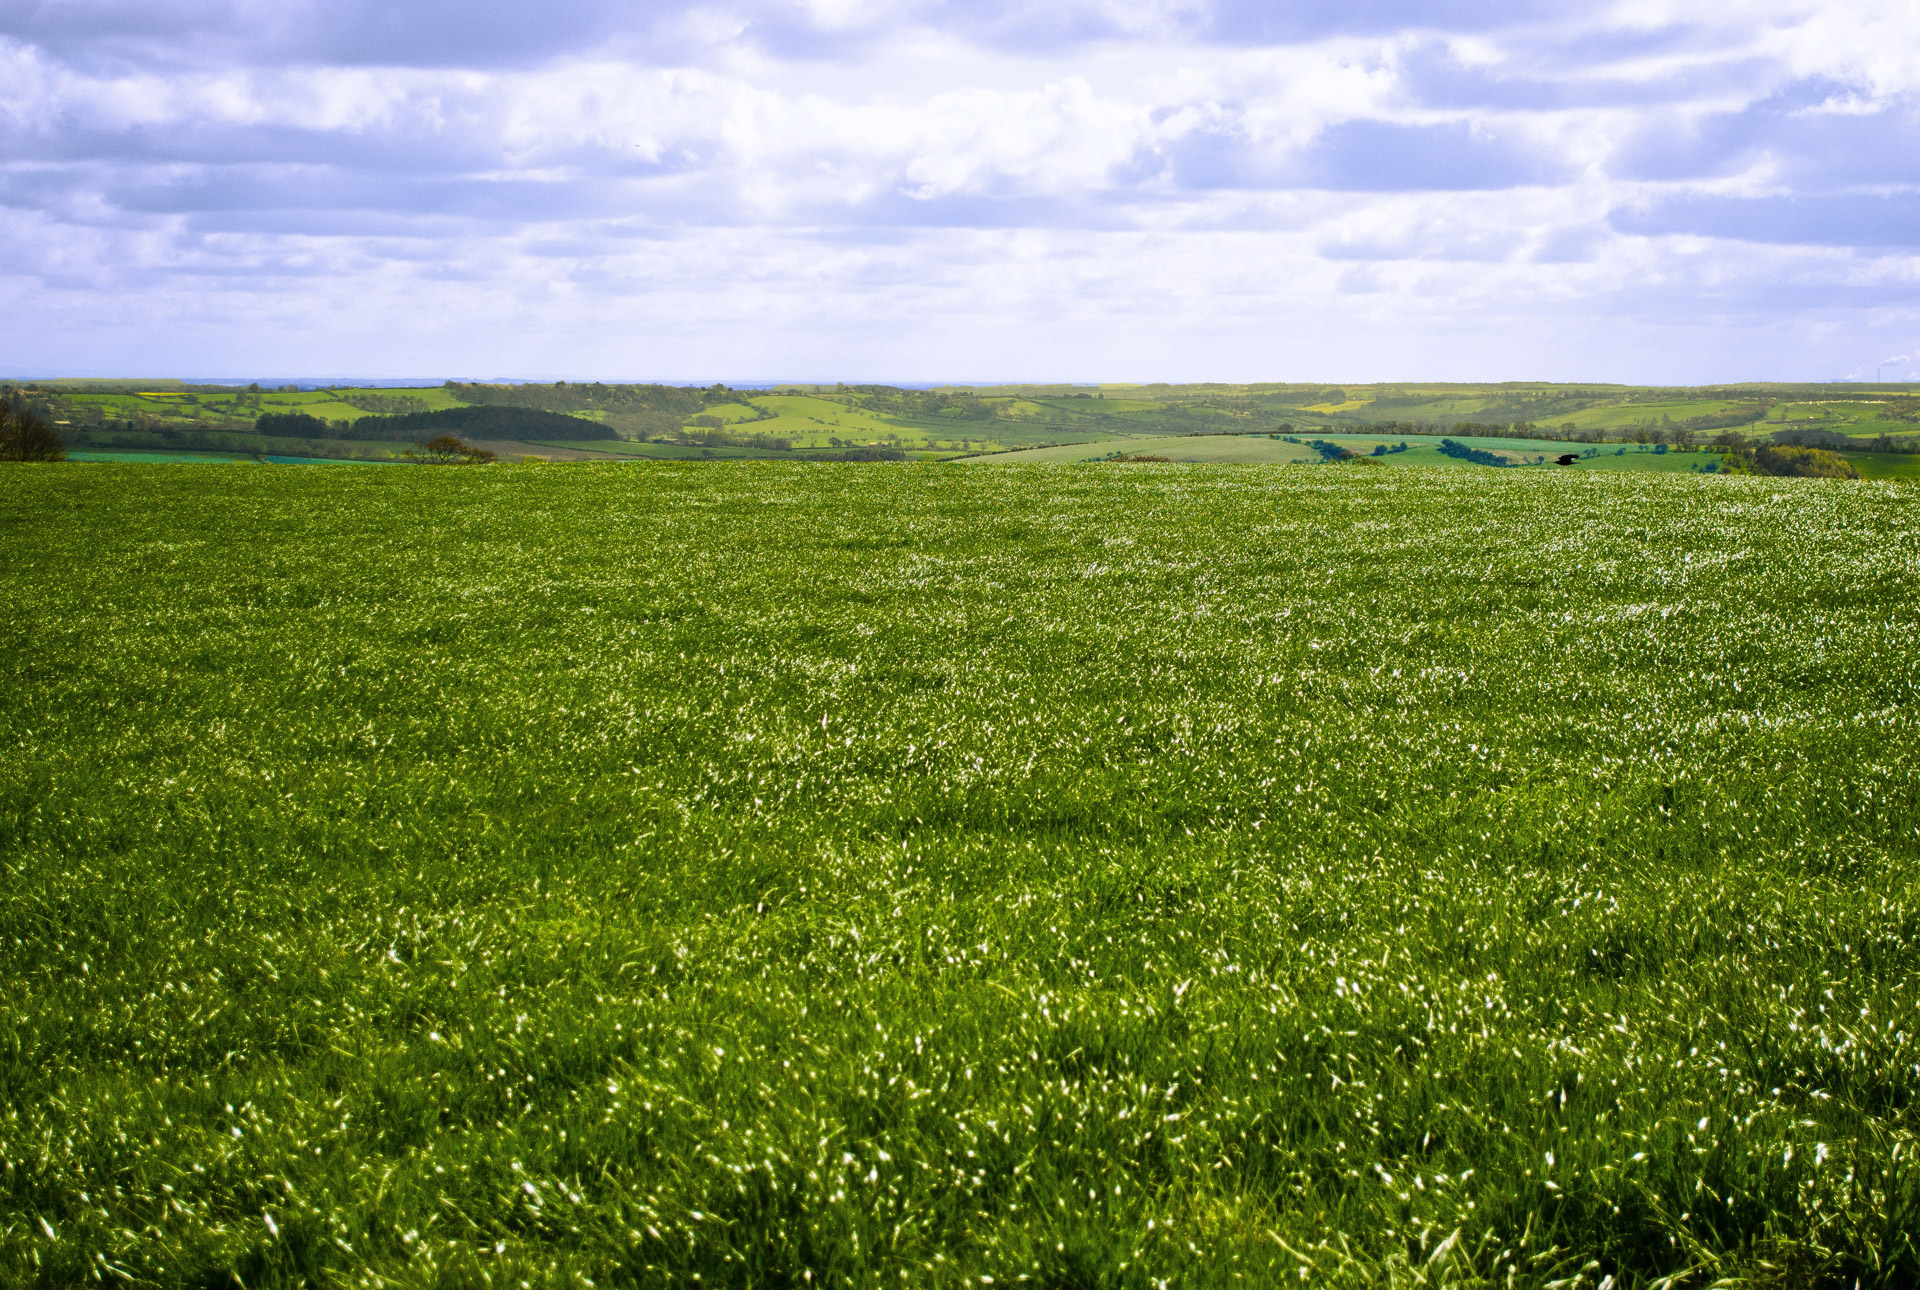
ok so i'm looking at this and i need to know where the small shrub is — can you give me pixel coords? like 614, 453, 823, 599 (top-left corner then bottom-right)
405, 435, 497, 465
1750, 445, 1859, 479
0, 402, 66, 461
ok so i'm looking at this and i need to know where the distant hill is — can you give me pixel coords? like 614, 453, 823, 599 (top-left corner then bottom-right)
15, 377, 1919, 466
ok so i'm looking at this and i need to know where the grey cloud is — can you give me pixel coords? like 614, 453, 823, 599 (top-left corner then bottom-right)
1528, 224, 1605, 263
677, 0, 1584, 61
1155, 122, 1279, 190
1191, 0, 1564, 44
836, 0, 1562, 55
0, 110, 717, 201
1611, 192, 1920, 248
1, 0, 1679, 73
1144, 117, 1562, 194
1396, 39, 1777, 110
0, 120, 506, 172
1610, 79, 1920, 186
0, 0, 697, 69
102, 164, 711, 230
1493, 18, 1748, 73
179, 209, 495, 237
163, 257, 347, 280
0, 0, 1086, 70
1287, 120, 1563, 191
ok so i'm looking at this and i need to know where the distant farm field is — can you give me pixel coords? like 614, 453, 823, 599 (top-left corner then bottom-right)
1846, 451, 1920, 481
974, 434, 1718, 472
4, 465, 1918, 1287
971, 435, 1320, 464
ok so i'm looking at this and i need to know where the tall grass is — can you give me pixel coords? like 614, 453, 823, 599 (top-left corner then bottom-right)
2, 463, 1917, 1287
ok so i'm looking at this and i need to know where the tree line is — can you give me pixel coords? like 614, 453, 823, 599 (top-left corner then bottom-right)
446, 381, 746, 415
254, 406, 617, 442
1768, 425, 1918, 455
1723, 445, 1861, 479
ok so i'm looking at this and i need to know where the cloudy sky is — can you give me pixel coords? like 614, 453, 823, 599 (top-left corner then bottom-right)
2, 0, 1917, 383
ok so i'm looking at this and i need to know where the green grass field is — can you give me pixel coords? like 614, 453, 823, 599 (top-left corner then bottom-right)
970, 435, 1322, 464
67, 449, 266, 464
4, 464, 1918, 1288
1844, 452, 1920, 481
69, 450, 394, 465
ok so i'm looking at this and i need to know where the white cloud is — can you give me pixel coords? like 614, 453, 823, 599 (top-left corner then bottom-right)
0, 1, 1916, 379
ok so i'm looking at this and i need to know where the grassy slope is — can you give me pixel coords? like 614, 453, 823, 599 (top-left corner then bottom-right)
969, 436, 1322, 464
1551, 400, 1749, 431
971, 435, 1718, 471
4, 465, 1918, 1288
748, 394, 904, 442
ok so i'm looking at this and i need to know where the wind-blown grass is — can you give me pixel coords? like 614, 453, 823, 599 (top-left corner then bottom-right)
2, 463, 1917, 1288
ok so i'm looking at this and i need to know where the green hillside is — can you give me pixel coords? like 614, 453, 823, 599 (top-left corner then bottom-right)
9, 378, 1917, 470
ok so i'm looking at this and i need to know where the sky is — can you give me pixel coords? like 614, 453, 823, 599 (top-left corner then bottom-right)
2, 0, 1917, 384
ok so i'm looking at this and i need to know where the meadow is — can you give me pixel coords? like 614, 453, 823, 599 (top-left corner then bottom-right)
3, 463, 1918, 1288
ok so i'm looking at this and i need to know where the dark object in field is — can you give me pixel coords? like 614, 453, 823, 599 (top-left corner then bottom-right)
838, 446, 906, 461
1110, 454, 1170, 463
0, 402, 66, 461
1557, 453, 1579, 465
405, 435, 497, 465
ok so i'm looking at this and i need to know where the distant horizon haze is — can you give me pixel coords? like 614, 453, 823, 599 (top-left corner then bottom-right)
8, 375, 1920, 392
